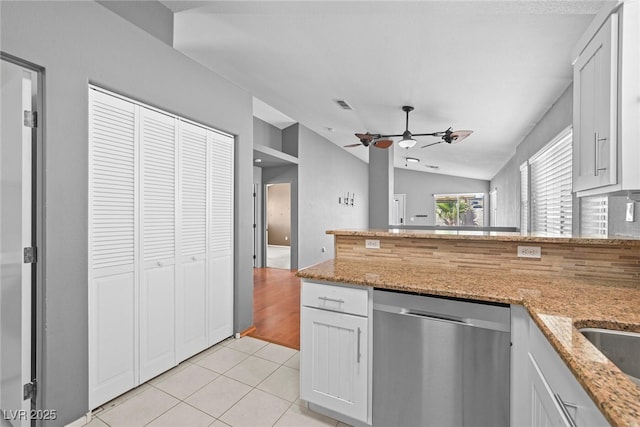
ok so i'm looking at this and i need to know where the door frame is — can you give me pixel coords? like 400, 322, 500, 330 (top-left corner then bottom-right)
1, 51, 45, 422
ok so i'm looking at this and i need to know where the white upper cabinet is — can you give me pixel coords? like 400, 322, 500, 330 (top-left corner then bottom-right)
573, 13, 618, 192
573, 2, 640, 196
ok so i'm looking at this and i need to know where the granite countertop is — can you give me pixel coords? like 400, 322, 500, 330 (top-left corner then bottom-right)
297, 258, 640, 427
328, 228, 640, 246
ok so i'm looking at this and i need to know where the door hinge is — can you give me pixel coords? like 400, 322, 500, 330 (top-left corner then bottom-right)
23, 380, 37, 400
252, 223, 256, 228
24, 110, 37, 128
24, 247, 37, 264
253, 192, 256, 197
253, 255, 257, 260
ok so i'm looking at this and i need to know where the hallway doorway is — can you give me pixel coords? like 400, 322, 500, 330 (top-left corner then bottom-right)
265, 183, 291, 270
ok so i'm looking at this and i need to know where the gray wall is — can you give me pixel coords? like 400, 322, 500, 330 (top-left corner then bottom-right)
394, 168, 490, 226
96, 0, 174, 45
297, 125, 369, 268
254, 116, 283, 150
608, 195, 640, 237
490, 85, 574, 227
1, 2, 254, 424
369, 145, 394, 228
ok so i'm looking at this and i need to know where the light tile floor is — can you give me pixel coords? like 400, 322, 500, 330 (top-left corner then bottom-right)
85, 337, 347, 427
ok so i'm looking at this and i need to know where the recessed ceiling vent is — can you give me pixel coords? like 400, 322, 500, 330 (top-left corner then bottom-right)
336, 100, 353, 110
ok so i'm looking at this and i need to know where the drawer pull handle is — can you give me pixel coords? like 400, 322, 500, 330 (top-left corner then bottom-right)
554, 393, 577, 427
356, 327, 362, 364
318, 296, 345, 304
594, 132, 608, 176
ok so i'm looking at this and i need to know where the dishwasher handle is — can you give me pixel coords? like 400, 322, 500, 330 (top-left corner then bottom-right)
374, 302, 469, 326
403, 309, 468, 325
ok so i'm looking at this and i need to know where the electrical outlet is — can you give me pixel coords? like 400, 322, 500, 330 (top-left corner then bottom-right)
517, 246, 541, 259
365, 239, 380, 249
626, 202, 635, 222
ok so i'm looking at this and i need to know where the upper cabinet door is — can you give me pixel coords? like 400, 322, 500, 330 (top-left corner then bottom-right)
573, 14, 618, 192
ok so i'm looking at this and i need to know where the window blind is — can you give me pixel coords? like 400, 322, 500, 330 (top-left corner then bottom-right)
529, 127, 573, 236
580, 196, 608, 237
520, 162, 529, 234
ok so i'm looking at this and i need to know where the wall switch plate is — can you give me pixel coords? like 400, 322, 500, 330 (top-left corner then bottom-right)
626, 202, 635, 222
517, 246, 541, 258
365, 239, 380, 249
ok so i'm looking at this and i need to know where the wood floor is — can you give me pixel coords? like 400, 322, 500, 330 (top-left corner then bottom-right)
249, 268, 301, 350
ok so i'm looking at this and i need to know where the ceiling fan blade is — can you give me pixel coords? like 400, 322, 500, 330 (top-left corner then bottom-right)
355, 132, 374, 142
344, 143, 363, 148
420, 141, 443, 149
449, 130, 473, 144
372, 139, 393, 149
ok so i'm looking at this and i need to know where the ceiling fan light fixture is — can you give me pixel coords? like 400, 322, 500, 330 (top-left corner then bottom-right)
398, 130, 416, 148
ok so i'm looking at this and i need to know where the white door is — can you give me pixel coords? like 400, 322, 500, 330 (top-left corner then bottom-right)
88, 89, 137, 408
300, 307, 368, 422
1, 58, 36, 426
176, 121, 208, 360
209, 132, 234, 344
139, 107, 177, 382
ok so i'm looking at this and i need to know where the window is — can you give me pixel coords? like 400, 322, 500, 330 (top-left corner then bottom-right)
520, 162, 529, 234
521, 127, 573, 236
434, 193, 484, 227
580, 196, 608, 237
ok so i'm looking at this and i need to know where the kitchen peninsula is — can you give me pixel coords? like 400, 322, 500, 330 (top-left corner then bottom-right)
298, 229, 640, 427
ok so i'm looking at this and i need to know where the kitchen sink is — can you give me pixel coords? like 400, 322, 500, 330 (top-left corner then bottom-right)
579, 328, 640, 387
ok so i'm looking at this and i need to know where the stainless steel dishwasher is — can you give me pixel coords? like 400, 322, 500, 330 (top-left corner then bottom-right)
372, 289, 510, 427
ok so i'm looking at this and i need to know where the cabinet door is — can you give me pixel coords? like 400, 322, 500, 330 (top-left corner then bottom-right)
209, 132, 234, 345
300, 307, 368, 422
176, 121, 208, 361
573, 14, 618, 192
89, 90, 137, 408
529, 354, 573, 427
139, 107, 177, 382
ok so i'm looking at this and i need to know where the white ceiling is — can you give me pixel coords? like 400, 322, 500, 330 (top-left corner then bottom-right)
161, 0, 610, 180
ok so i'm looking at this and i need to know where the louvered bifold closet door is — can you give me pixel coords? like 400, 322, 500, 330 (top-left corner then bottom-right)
208, 132, 235, 345
176, 121, 209, 360
89, 89, 137, 408
139, 107, 177, 382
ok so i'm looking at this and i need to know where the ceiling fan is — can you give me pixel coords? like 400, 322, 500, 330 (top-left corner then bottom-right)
345, 106, 473, 150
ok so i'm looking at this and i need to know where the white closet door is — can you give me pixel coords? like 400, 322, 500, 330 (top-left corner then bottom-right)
209, 132, 234, 344
89, 89, 137, 408
139, 107, 177, 382
176, 121, 208, 360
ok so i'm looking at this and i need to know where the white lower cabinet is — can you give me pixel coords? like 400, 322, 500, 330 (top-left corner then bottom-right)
300, 281, 371, 425
512, 305, 609, 427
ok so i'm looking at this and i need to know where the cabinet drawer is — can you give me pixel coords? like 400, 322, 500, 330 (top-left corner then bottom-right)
302, 281, 368, 317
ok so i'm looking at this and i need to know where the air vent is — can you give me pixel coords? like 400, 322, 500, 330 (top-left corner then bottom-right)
335, 100, 353, 110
